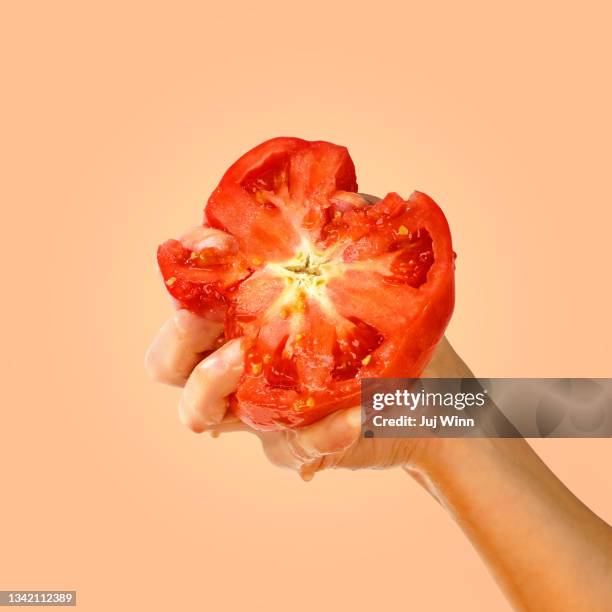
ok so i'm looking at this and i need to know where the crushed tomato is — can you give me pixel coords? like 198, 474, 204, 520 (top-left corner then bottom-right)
158, 137, 455, 430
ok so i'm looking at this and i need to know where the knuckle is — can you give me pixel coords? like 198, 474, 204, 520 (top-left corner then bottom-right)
145, 354, 184, 386
287, 431, 318, 463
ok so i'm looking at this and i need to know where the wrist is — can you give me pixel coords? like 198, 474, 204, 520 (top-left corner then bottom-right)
403, 436, 510, 480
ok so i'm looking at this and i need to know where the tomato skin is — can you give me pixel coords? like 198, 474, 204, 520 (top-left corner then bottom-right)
158, 137, 455, 431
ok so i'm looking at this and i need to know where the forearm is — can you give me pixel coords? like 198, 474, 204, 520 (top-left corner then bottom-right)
409, 438, 612, 611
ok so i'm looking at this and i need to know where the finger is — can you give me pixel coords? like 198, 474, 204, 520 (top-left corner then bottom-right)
145, 309, 224, 386
207, 414, 250, 437
179, 338, 244, 433
179, 225, 237, 252
288, 406, 362, 463
358, 193, 380, 204
259, 432, 304, 471
205, 416, 302, 470
205, 418, 299, 473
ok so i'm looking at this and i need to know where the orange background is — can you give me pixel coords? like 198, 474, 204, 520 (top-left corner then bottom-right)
1, 2, 611, 611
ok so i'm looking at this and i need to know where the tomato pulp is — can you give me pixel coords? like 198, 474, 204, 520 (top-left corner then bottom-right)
158, 137, 455, 430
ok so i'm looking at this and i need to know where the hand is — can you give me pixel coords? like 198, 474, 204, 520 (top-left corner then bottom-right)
147, 223, 612, 611
146, 290, 472, 480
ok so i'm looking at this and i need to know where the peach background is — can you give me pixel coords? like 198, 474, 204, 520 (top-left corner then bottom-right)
1, 1, 611, 611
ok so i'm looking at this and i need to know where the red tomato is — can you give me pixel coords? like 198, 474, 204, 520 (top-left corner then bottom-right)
158, 137, 455, 430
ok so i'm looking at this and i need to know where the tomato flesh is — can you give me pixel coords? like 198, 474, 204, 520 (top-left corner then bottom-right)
158, 137, 455, 430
